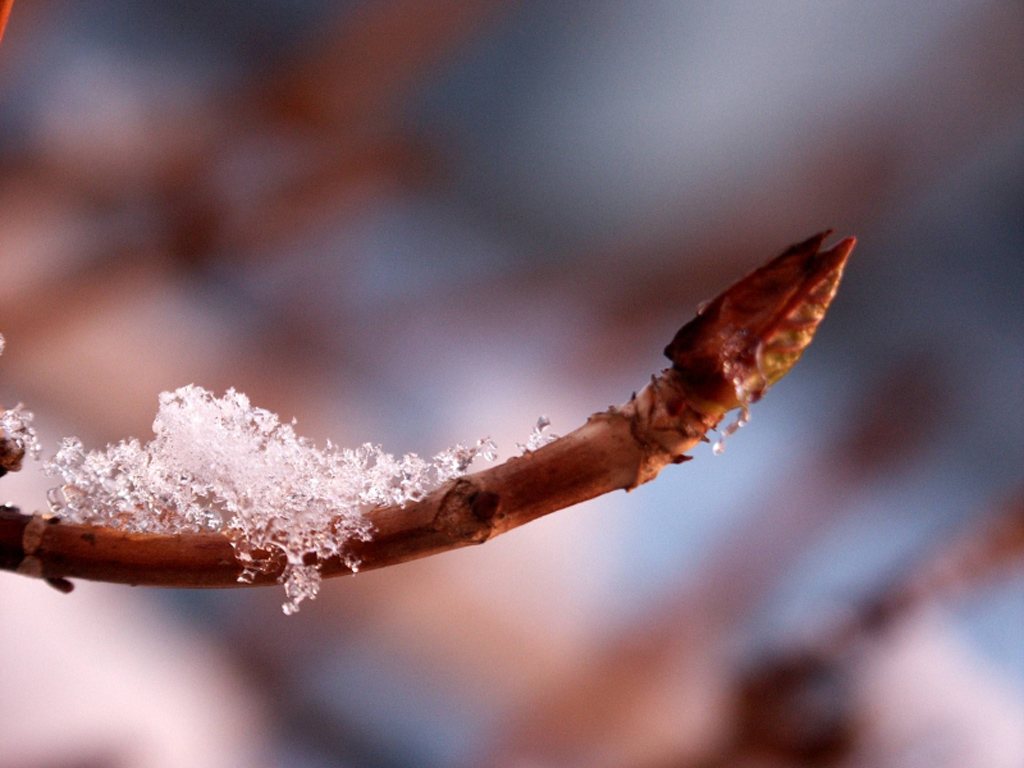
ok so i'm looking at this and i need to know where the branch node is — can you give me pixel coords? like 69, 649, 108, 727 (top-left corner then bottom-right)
434, 478, 501, 544
21, 514, 48, 555
17, 515, 67, 583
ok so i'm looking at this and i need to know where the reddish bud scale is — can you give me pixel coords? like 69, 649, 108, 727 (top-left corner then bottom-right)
665, 231, 854, 415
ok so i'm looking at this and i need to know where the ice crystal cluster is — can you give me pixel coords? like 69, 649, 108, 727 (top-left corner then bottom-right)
0, 335, 43, 468
518, 416, 559, 453
45, 385, 496, 613
1, 403, 42, 463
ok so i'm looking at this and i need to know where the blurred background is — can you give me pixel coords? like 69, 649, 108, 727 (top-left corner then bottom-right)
0, 1, 1022, 766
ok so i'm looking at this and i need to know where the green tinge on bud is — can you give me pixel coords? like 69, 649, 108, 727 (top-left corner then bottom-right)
665, 231, 854, 415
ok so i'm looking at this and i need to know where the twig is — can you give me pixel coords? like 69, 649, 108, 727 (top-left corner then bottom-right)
0, 0, 13, 46
0, 232, 853, 590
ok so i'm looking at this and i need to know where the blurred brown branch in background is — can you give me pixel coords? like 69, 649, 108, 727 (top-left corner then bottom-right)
697, 488, 1024, 768
3, 1, 1020, 438
0, 0, 13, 46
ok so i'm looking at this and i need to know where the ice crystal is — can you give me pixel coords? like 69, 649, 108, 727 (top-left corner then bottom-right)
518, 416, 559, 454
0, 334, 43, 466
0, 404, 43, 464
44, 385, 495, 613
711, 345, 762, 455
711, 406, 749, 455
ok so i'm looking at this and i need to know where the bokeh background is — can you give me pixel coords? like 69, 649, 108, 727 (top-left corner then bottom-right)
1, 2, 1022, 767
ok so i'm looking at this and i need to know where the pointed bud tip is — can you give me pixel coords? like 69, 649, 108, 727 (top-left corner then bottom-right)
816, 235, 855, 271
665, 232, 855, 414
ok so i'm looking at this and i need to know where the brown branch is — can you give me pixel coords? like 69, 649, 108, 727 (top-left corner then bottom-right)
0, 0, 13, 46
0, 233, 853, 590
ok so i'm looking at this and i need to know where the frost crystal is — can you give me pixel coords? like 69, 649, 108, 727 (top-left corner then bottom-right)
44, 385, 495, 613
711, 348, 761, 455
0, 335, 43, 466
1, 404, 43, 463
518, 416, 559, 454
711, 407, 749, 455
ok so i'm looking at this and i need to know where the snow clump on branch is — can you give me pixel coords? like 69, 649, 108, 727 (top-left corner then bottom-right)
44, 385, 497, 613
